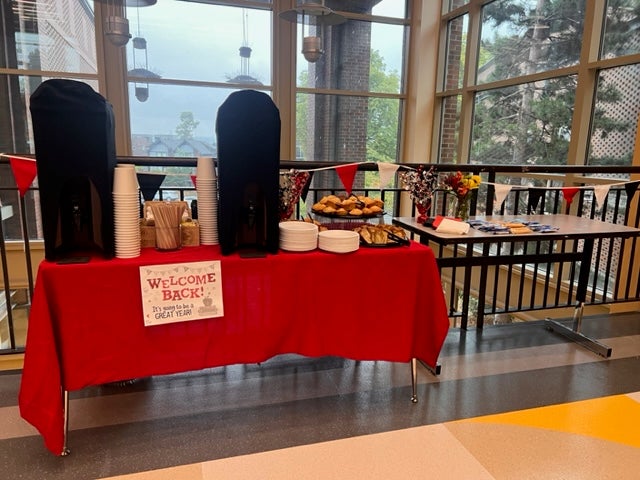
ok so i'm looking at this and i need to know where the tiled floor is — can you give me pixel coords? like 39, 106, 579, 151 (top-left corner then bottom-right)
1, 312, 639, 479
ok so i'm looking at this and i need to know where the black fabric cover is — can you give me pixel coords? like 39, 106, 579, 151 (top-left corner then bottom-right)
216, 90, 280, 255
30, 79, 116, 260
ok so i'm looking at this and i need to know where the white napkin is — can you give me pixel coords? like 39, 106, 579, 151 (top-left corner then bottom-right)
436, 218, 470, 234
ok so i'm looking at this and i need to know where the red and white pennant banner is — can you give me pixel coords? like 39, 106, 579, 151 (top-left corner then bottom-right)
2, 154, 37, 197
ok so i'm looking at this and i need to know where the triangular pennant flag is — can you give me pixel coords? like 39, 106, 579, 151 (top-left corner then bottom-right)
493, 184, 512, 212
137, 173, 166, 201
377, 162, 399, 189
592, 185, 611, 210
528, 188, 545, 214
624, 180, 640, 202
279, 170, 311, 220
561, 187, 580, 206
301, 171, 314, 203
190, 175, 197, 188
8, 156, 38, 197
335, 164, 359, 196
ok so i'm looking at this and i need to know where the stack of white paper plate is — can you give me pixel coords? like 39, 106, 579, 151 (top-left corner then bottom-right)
318, 229, 360, 254
279, 221, 318, 252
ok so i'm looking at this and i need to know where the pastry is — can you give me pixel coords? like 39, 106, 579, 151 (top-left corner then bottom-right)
323, 206, 337, 214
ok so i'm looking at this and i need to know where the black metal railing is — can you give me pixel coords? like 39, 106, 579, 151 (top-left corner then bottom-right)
1, 157, 639, 353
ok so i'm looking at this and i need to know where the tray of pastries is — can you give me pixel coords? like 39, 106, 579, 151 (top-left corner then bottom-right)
354, 224, 409, 247
311, 194, 384, 219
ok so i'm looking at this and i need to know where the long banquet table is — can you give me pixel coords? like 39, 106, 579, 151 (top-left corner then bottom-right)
19, 242, 449, 455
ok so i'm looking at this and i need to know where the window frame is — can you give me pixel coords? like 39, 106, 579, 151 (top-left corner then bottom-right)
432, 0, 640, 173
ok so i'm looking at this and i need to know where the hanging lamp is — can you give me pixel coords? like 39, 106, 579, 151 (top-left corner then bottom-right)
104, 0, 156, 47
104, 0, 131, 47
279, 1, 346, 63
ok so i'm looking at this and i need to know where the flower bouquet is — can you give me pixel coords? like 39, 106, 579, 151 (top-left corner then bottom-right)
440, 171, 482, 221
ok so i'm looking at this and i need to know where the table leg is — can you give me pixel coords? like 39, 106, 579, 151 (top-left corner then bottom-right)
410, 358, 418, 404
61, 389, 70, 456
545, 238, 612, 358
476, 276, 487, 328
419, 359, 441, 376
460, 244, 475, 330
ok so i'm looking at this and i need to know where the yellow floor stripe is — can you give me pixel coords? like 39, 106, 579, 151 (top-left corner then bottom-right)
459, 393, 640, 448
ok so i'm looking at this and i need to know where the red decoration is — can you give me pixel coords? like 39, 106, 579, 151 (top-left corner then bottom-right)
279, 170, 310, 220
8, 156, 38, 197
561, 187, 580, 206
190, 175, 197, 188
335, 164, 359, 196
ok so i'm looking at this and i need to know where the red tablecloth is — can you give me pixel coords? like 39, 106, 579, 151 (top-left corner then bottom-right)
19, 243, 449, 454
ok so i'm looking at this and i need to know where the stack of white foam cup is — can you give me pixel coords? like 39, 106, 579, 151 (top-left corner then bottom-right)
195, 156, 219, 245
112, 164, 141, 258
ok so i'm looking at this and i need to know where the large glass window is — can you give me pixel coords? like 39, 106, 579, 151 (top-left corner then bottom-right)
589, 1, 640, 167
601, 0, 640, 58
125, 2, 272, 157
478, 0, 584, 84
296, 92, 401, 164
1, 0, 410, 243
1, 0, 96, 155
5, 0, 96, 73
1, 1, 97, 243
588, 64, 640, 166
295, 4, 407, 167
126, 4, 270, 84
471, 76, 576, 165
437, 0, 640, 168
292, 1, 408, 196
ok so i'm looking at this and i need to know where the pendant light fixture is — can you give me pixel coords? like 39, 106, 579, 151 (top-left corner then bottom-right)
279, 1, 346, 63
104, 0, 131, 47
104, 0, 156, 48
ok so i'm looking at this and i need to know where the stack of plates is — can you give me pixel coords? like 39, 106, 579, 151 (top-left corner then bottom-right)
318, 230, 360, 254
196, 157, 219, 245
279, 221, 318, 252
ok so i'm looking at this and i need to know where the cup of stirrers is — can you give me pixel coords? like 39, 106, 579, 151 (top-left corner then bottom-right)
150, 202, 186, 251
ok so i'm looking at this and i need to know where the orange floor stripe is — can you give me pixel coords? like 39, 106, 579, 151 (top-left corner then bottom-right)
460, 393, 640, 448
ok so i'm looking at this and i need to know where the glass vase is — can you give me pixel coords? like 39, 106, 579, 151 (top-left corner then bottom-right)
454, 196, 470, 221
415, 198, 431, 223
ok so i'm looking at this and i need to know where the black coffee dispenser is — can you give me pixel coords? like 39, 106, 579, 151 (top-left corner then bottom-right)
216, 90, 280, 256
29, 79, 116, 261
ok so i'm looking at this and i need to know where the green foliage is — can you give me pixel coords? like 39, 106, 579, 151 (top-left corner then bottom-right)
472, 0, 638, 166
175, 111, 199, 140
296, 50, 400, 166
367, 50, 400, 165
601, 0, 640, 57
